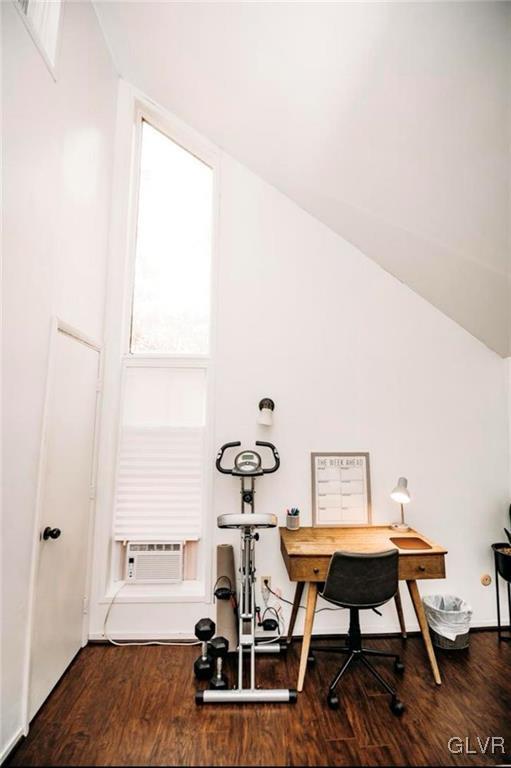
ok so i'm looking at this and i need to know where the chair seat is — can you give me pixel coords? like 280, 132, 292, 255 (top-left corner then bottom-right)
217, 513, 277, 529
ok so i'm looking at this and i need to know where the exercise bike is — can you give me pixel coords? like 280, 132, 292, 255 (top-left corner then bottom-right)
195, 441, 297, 704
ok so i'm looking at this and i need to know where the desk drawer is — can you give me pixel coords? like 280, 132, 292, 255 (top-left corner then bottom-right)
287, 553, 445, 582
288, 557, 330, 582
399, 555, 445, 580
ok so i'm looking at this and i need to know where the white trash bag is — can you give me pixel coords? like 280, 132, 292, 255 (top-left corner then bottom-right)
423, 594, 472, 642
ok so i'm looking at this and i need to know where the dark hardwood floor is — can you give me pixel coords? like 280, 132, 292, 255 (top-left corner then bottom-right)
8, 632, 511, 767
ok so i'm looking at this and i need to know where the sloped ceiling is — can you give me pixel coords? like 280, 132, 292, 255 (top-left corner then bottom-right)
95, 1, 511, 356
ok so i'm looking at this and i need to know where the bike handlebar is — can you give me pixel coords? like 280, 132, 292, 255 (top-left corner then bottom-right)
215, 441, 280, 475
255, 441, 280, 473
215, 441, 241, 473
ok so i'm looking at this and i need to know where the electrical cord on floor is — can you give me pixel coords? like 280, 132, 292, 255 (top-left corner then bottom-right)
265, 583, 344, 613
103, 583, 201, 647
256, 631, 282, 646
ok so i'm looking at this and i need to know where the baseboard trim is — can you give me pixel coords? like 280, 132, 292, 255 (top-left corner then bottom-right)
89, 636, 198, 644
307, 625, 501, 641
1, 727, 24, 766
88, 630, 199, 642
87, 625, 501, 645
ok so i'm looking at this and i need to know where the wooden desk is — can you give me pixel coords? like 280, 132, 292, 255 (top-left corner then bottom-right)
280, 525, 447, 691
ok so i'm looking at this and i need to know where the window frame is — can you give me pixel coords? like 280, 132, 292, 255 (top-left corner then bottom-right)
107, 98, 219, 602
125, 105, 217, 363
13, 0, 64, 81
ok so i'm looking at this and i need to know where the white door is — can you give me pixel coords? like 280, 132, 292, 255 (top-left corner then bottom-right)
29, 326, 100, 719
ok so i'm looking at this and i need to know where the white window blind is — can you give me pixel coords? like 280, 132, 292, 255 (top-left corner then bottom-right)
114, 426, 203, 541
113, 366, 206, 542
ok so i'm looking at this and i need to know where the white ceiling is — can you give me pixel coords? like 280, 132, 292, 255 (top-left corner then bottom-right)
95, 1, 511, 356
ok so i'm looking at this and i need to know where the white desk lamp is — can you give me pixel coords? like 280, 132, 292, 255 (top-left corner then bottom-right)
390, 477, 411, 532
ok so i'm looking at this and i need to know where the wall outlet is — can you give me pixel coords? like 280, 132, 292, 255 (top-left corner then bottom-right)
261, 576, 271, 600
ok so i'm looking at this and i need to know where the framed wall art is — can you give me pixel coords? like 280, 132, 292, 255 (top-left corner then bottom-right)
311, 452, 372, 527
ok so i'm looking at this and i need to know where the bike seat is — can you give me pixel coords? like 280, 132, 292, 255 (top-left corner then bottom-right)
217, 513, 277, 529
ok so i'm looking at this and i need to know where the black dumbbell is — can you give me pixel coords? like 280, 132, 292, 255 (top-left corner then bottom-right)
209, 636, 229, 690
193, 618, 215, 680
195, 617, 215, 640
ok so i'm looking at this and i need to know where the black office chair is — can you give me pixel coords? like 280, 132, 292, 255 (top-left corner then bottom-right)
310, 549, 405, 715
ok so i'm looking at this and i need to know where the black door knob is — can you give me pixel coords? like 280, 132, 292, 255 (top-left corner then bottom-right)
43, 526, 61, 541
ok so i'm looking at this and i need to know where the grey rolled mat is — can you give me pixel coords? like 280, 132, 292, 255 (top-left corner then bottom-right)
215, 544, 238, 652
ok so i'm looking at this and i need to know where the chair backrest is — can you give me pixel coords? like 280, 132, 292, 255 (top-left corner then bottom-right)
320, 549, 399, 609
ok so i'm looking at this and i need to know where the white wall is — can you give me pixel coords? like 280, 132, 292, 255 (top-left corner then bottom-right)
95, 1, 511, 357
1, 2, 117, 756
89, 86, 509, 644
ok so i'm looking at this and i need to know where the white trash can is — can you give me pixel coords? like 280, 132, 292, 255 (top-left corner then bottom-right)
423, 594, 472, 650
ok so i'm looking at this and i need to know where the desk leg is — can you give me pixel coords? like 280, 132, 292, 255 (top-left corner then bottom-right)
407, 580, 442, 685
297, 582, 318, 692
394, 587, 407, 639
286, 582, 304, 644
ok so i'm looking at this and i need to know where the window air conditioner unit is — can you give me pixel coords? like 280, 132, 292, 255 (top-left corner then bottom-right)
125, 542, 184, 583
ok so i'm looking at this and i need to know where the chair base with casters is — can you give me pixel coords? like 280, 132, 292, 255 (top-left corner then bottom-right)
310, 607, 405, 715
309, 549, 406, 716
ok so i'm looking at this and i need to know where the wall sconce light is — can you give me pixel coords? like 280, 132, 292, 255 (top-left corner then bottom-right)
257, 398, 275, 426
390, 477, 411, 531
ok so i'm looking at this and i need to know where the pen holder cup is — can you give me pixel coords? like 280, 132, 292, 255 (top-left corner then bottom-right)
286, 513, 300, 531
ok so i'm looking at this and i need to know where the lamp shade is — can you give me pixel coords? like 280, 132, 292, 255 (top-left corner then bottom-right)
390, 477, 411, 504
257, 407, 273, 426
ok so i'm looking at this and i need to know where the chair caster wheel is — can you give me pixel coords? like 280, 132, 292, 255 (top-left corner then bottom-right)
327, 692, 339, 710
394, 660, 405, 674
390, 697, 405, 716
307, 653, 316, 666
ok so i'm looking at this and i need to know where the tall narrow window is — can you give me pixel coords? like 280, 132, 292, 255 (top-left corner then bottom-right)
113, 118, 213, 572
131, 121, 213, 355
